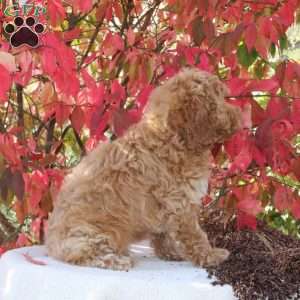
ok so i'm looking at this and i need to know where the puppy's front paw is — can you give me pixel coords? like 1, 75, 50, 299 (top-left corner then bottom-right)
205, 247, 230, 267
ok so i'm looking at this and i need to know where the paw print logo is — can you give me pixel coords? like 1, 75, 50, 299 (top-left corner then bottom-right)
4, 16, 45, 48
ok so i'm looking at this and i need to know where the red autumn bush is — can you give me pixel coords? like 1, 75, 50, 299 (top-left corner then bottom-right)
0, 0, 299, 250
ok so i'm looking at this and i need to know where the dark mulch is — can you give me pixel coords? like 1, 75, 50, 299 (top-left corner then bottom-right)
201, 210, 300, 300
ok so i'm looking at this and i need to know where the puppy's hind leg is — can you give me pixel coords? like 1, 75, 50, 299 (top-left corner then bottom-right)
49, 225, 133, 271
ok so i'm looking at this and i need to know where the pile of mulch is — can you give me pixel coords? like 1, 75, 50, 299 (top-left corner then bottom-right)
201, 210, 300, 300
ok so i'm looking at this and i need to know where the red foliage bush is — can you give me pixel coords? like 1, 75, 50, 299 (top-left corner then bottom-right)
0, 0, 299, 249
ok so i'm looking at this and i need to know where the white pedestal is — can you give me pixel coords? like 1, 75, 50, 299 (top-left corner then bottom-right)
0, 243, 236, 300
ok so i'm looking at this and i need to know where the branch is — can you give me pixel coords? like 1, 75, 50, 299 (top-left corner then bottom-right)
78, 19, 104, 69
67, 2, 99, 30
120, 0, 134, 35
16, 84, 24, 141
45, 116, 56, 154
54, 125, 86, 157
133, 0, 162, 31
73, 128, 86, 156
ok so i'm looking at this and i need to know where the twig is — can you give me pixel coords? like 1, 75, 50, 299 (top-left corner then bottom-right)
133, 0, 162, 30
255, 232, 275, 255
73, 128, 86, 156
45, 116, 56, 154
54, 125, 72, 155
78, 19, 103, 69
226, 94, 300, 100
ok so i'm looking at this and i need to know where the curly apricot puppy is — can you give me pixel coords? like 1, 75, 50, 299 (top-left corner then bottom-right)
46, 69, 241, 271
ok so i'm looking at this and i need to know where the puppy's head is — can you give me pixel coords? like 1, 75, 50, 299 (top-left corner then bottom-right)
144, 68, 241, 150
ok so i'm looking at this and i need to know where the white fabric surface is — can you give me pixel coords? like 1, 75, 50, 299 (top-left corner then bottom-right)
0, 242, 236, 300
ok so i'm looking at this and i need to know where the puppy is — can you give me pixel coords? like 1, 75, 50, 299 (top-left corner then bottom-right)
46, 68, 241, 270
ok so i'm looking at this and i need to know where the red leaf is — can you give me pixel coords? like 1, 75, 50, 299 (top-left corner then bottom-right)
271, 119, 294, 139
110, 80, 126, 106
16, 233, 28, 247
56, 102, 71, 126
0, 134, 22, 166
112, 34, 124, 51
90, 110, 111, 138
244, 23, 257, 51
14, 51, 33, 86
198, 52, 213, 72
252, 144, 266, 167
230, 144, 252, 172
203, 19, 215, 41
291, 100, 300, 130
0, 64, 12, 102
237, 196, 263, 216
274, 185, 293, 212
11, 171, 25, 201
237, 211, 257, 230
241, 103, 252, 129
227, 78, 247, 96
248, 79, 279, 93
250, 99, 266, 126
71, 106, 85, 133
136, 85, 153, 110
40, 33, 79, 96
25, 171, 48, 211
81, 69, 96, 90
266, 97, 289, 120
291, 199, 300, 220
255, 35, 270, 59
14, 201, 25, 224
113, 1, 123, 20
62, 28, 81, 42
103, 33, 124, 56
47, 0, 66, 26
127, 28, 135, 47
225, 130, 249, 160
22, 253, 47, 266
40, 47, 57, 76
202, 195, 213, 206
277, 0, 296, 27
72, 0, 93, 13
255, 119, 273, 153
291, 157, 300, 181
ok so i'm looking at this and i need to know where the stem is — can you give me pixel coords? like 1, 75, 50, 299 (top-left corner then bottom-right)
45, 116, 56, 154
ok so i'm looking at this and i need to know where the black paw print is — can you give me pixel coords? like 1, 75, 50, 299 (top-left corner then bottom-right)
4, 16, 45, 48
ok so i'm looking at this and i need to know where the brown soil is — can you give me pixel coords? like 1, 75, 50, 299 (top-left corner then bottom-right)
202, 210, 300, 300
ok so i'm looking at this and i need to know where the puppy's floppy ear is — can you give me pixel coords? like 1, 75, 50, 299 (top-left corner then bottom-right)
167, 94, 214, 149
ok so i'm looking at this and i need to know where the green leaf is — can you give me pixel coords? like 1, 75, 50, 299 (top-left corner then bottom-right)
270, 43, 276, 57
279, 35, 288, 50
237, 43, 257, 68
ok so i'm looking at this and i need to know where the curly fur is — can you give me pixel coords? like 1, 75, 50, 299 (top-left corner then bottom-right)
46, 68, 241, 271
